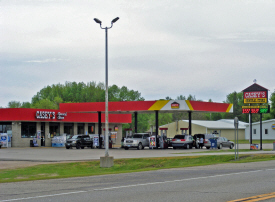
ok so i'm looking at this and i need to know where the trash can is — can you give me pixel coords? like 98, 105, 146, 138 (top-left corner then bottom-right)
209, 138, 217, 149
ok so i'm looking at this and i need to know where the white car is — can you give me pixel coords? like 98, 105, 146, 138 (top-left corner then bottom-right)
171, 134, 194, 149
124, 133, 150, 150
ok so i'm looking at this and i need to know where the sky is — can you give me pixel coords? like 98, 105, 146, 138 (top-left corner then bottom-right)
1, 0, 275, 108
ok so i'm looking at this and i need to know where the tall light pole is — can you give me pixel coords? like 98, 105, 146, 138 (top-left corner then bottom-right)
94, 17, 119, 159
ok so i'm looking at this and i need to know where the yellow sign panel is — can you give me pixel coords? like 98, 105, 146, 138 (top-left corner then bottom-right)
244, 98, 267, 104
242, 105, 268, 109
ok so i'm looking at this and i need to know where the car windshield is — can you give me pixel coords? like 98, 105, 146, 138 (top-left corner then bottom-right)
174, 135, 185, 139
133, 134, 143, 138
71, 135, 80, 139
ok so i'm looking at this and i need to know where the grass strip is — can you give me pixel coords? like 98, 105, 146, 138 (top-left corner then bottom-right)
237, 140, 275, 144
1, 154, 275, 183
172, 149, 272, 154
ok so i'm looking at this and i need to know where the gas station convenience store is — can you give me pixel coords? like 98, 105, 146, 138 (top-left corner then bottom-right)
0, 100, 233, 147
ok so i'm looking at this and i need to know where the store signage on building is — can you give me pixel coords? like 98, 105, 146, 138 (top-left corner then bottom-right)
36, 111, 55, 119
243, 91, 268, 104
171, 102, 180, 109
57, 112, 67, 120
272, 124, 275, 130
242, 105, 270, 114
36, 111, 67, 120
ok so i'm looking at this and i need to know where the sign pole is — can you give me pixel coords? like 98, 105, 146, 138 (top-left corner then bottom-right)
260, 112, 262, 150
234, 117, 239, 161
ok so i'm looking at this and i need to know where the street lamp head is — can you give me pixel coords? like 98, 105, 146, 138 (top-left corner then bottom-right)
111, 17, 119, 23
94, 18, 102, 24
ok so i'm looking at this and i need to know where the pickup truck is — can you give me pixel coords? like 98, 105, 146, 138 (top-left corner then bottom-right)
65, 135, 93, 149
124, 133, 150, 150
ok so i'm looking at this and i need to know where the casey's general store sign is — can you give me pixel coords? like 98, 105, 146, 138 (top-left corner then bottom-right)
243, 91, 267, 103
243, 83, 268, 104
36, 111, 67, 120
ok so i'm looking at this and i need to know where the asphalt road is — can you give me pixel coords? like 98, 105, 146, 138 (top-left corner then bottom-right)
1, 161, 275, 202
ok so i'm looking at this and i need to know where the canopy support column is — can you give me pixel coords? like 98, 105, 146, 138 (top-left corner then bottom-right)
155, 110, 159, 148
188, 111, 192, 135
134, 112, 138, 134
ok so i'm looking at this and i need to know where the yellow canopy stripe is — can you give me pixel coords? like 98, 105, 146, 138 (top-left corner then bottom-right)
148, 100, 170, 111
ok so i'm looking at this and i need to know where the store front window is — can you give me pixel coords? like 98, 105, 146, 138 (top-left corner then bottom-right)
64, 123, 73, 135
21, 122, 36, 138
0, 122, 12, 133
49, 123, 60, 137
77, 123, 84, 134
88, 123, 95, 134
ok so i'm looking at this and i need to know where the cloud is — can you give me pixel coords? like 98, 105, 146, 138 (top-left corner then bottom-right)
24, 58, 68, 63
1, 0, 275, 107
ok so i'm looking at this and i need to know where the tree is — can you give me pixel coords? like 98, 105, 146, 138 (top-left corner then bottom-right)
269, 90, 275, 119
187, 94, 196, 101
8, 101, 21, 108
32, 99, 57, 109
263, 90, 275, 120
223, 91, 246, 121
53, 96, 63, 109
21, 102, 31, 108
177, 95, 186, 100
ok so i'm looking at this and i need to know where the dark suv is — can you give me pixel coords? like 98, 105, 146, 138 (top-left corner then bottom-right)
65, 135, 93, 149
194, 134, 217, 149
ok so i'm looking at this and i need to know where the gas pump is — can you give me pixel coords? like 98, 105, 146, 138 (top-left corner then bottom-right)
125, 128, 133, 138
122, 129, 132, 148
180, 128, 188, 135
159, 127, 168, 149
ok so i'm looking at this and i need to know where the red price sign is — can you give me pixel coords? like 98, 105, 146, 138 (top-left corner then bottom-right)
242, 106, 269, 114
251, 108, 259, 113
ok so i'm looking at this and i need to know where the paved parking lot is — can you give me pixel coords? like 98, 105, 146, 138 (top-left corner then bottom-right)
0, 144, 273, 162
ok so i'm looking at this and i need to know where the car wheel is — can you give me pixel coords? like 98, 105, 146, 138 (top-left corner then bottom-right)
76, 143, 81, 149
137, 143, 143, 150
124, 147, 129, 150
66, 146, 70, 149
230, 144, 234, 149
173, 147, 176, 149
81, 147, 84, 149
206, 147, 210, 149
218, 144, 222, 149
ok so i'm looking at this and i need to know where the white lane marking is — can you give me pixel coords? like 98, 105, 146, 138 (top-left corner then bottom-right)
0, 191, 87, 202
2, 168, 275, 201
93, 169, 266, 191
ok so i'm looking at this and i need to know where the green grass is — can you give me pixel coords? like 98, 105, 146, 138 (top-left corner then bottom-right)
1, 154, 275, 183
237, 140, 275, 144
172, 149, 272, 154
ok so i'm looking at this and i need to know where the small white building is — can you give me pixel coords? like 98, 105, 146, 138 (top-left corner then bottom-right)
160, 119, 247, 140
245, 119, 275, 140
